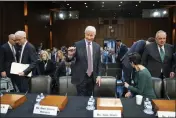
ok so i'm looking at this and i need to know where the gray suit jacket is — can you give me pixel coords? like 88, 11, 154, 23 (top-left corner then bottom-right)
70, 39, 101, 85
141, 42, 174, 78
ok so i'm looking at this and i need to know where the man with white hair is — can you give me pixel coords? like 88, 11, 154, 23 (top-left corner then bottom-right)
67, 26, 101, 96
142, 30, 174, 79
14, 30, 38, 93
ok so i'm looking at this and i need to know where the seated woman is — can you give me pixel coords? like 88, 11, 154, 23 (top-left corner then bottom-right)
36, 50, 55, 76
124, 52, 156, 99
54, 50, 67, 77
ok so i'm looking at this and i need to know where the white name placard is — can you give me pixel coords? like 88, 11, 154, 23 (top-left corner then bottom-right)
157, 111, 176, 118
33, 104, 58, 116
0, 104, 10, 114
93, 110, 121, 117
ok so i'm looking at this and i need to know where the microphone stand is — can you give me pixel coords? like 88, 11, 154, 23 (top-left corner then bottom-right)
65, 62, 70, 96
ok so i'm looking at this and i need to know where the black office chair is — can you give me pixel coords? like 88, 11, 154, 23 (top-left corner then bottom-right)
107, 63, 118, 68
106, 68, 121, 79
100, 68, 106, 76
30, 75, 52, 94
59, 76, 77, 96
94, 76, 116, 97
164, 78, 176, 99
151, 77, 162, 98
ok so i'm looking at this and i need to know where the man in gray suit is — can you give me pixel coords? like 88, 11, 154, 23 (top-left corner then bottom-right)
67, 26, 101, 96
142, 30, 175, 79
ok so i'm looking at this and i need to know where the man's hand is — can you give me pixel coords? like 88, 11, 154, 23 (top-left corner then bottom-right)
18, 72, 25, 76
124, 82, 129, 88
125, 91, 132, 98
1, 71, 7, 77
96, 76, 101, 87
170, 72, 175, 78
67, 47, 76, 57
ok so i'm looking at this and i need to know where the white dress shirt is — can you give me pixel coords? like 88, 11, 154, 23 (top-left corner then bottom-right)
8, 41, 16, 62
157, 45, 165, 54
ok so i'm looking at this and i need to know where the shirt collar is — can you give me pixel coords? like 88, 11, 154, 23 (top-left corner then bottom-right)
85, 39, 92, 45
8, 41, 13, 48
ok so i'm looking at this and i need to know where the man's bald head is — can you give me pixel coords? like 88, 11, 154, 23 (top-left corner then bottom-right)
15, 31, 27, 45
8, 34, 16, 45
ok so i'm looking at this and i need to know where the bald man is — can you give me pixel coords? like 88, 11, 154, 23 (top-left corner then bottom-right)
0, 34, 16, 77
14, 31, 38, 93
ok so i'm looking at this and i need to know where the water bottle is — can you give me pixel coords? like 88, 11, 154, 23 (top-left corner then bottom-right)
40, 93, 45, 100
0, 92, 3, 97
86, 96, 95, 110
144, 98, 149, 108
143, 98, 154, 115
35, 95, 41, 105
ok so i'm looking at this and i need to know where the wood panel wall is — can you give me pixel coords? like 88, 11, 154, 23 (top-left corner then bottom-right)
52, 18, 170, 48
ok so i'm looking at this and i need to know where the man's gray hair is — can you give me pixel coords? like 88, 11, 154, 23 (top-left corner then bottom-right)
155, 30, 167, 38
84, 26, 96, 34
14, 31, 26, 38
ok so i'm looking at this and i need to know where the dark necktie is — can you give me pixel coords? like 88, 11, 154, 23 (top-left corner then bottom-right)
87, 42, 93, 76
16, 46, 22, 63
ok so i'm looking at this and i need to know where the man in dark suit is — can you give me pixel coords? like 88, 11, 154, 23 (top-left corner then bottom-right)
67, 26, 101, 96
0, 34, 18, 90
115, 40, 128, 62
0, 34, 16, 77
14, 31, 38, 93
142, 30, 174, 79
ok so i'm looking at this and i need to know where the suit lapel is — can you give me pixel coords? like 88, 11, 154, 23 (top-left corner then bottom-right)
92, 42, 96, 63
152, 43, 162, 62
21, 42, 28, 63
163, 44, 168, 63
82, 40, 87, 62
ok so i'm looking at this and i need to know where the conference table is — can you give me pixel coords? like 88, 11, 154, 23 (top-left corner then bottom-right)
1, 93, 156, 117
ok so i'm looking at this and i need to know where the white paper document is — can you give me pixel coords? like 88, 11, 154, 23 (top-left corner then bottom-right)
93, 110, 121, 117
157, 111, 176, 118
99, 98, 123, 107
10, 62, 32, 77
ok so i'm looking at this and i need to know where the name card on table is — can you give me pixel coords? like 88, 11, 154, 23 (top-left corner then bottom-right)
33, 104, 58, 116
0, 104, 10, 114
157, 111, 176, 118
93, 110, 121, 117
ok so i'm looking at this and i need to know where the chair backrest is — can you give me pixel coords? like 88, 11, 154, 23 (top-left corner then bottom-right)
30, 75, 52, 94
106, 68, 121, 79
151, 77, 162, 98
59, 76, 77, 96
164, 78, 176, 99
100, 68, 106, 76
107, 63, 118, 68
94, 76, 116, 97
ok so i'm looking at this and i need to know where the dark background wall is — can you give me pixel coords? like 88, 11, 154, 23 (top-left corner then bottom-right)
0, 1, 175, 48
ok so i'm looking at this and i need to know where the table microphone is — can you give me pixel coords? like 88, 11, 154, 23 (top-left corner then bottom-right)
65, 62, 71, 96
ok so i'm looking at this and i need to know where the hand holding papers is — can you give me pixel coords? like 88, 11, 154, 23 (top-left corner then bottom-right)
10, 62, 32, 77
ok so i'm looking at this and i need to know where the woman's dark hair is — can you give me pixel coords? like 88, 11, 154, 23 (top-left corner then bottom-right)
128, 52, 141, 65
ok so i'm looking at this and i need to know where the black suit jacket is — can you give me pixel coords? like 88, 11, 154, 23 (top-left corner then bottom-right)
142, 42, 174, 78
19, 42, 38, 75
116, 43, 128, 60
0, 43, 16, 76
69, 39, 101, 85
36, 59, 55, 76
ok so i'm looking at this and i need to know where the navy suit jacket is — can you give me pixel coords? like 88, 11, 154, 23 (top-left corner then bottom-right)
0, 43, 16, 76
19, 42, 38, 75
69, 39, 101, 85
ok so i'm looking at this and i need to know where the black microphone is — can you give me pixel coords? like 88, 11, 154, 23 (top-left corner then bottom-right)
65, 62, 71, 96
